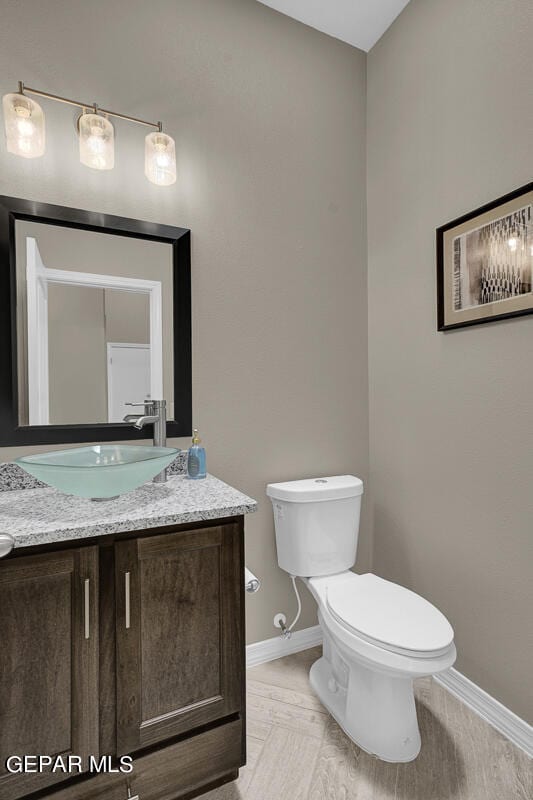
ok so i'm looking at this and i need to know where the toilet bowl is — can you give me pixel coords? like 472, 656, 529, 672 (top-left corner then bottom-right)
267, 475, 456, 763
306, 571, 455, 761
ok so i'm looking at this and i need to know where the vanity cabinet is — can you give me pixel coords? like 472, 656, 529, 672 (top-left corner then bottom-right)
114, 524, 242, 754
0, 548, 99, 799
0, 518, 245, 800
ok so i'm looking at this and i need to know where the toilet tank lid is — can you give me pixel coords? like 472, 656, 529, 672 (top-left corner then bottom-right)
267, 475, 363, 502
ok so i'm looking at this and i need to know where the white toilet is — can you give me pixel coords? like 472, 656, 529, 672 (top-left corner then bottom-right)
267, 475, 456, 763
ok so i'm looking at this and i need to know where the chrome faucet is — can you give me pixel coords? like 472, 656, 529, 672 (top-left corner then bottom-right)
124, 399, 168, 483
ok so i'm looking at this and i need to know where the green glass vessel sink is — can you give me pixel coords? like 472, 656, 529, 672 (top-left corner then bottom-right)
16, 445, 179, 499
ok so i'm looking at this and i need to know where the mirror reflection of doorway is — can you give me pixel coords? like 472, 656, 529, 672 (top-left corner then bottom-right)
107, 343, 151, 423
23, 236, 163, 425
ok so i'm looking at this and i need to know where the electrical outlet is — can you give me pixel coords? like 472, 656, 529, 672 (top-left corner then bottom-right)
273, 613, 286, 629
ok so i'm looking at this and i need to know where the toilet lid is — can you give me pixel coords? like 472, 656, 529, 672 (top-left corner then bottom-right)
326, 573, 454, 655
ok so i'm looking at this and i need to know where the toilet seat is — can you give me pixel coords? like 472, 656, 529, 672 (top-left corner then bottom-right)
324, 573, 454, 658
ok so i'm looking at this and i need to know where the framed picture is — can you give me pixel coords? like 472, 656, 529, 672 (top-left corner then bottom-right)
437, 182, 533, 331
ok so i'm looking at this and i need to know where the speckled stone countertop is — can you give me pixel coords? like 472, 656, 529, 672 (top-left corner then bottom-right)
0, 473, 257, 549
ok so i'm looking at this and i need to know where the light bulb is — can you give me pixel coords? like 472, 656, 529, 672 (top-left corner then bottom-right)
16, 117, 35, 137
88, 130, 105, 152
145, 131, 176, 186
2, 92, 45, 158
79, 113, 114, 170
155, 151, 171, 168
508, 237, 517, 251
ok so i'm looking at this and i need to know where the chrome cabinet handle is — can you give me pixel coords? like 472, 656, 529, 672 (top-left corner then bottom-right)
125, 571, 131, 629
84, 579, 90, 639
127, 785, 139, 800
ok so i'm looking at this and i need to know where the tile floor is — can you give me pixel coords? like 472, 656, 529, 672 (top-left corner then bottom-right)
204, 646, 532, 800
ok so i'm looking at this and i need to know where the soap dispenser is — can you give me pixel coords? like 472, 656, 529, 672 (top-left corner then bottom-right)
187, 429, 206, 479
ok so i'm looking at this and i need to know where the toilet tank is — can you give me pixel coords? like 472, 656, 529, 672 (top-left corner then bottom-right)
266, 476, 364, 577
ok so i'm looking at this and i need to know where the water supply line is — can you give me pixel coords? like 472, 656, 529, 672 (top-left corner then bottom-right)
278, 575, 302, 639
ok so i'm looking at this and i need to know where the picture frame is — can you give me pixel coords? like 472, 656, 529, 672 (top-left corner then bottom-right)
436, 182, 533, 331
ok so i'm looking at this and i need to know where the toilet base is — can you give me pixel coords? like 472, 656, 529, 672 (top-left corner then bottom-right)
309, 655, 421, 763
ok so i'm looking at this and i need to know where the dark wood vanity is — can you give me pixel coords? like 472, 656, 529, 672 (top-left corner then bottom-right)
0, 516, 246, 800
0, 194, 253, 800
0, 193, 255, 800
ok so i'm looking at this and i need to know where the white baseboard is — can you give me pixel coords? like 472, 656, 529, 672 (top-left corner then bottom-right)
246, 624, 322, 668
246, 625, 532, 758
435, 668, 532, 758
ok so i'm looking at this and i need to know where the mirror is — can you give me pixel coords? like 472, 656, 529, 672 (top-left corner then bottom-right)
15, 222, 173, 426
0, 197, 191, 446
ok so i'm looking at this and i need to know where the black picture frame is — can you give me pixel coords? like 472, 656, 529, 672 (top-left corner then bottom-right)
0, 195, 192, 446
436, 182, 533, 331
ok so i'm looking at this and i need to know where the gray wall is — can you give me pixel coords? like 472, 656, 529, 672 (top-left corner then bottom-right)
48, 283, 108, 424
0, 0, 369, 643
105, 290, 150, 344
367, 0, 533, 720
46, 286, 150, 425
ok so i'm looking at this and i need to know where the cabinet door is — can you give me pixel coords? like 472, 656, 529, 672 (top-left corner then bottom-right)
115, 524, 243, 755
0, 547, 99, 800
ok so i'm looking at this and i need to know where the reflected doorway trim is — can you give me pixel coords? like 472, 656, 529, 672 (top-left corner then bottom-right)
26, 237, 163, 425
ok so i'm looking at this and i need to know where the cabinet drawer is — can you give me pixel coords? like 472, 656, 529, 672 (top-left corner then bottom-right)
42, 771, 126, 800
130, 719, 242, 800
43, 719, 241, 800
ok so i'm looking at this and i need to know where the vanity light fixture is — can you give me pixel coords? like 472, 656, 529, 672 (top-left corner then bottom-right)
145, 131, 177, 186
2, 90, 45, 158
78, 111, 115, 171
2, 82, 176, 185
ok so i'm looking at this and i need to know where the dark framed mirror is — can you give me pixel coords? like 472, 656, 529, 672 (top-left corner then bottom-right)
0, 195, 191, 446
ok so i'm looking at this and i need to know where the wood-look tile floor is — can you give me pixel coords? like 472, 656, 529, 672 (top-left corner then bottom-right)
203, 647, 532, 800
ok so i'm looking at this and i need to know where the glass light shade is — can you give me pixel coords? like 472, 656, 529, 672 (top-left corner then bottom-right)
145, 131, 176, 186
2, 93, 45, 158
79, 113, 114, 170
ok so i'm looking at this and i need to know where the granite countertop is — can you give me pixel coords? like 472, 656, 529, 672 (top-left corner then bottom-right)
0, 473, 257, 549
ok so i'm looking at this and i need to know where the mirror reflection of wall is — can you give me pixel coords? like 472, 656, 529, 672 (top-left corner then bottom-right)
47, 284, 150, 425
15, 221, 174, 427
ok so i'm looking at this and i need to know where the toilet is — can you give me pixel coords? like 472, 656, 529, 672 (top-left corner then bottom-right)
267, 475, 456, 763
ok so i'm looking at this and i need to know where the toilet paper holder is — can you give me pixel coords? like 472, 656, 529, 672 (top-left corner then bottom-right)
0, 533, 14, 559
244, 567, 261, 593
